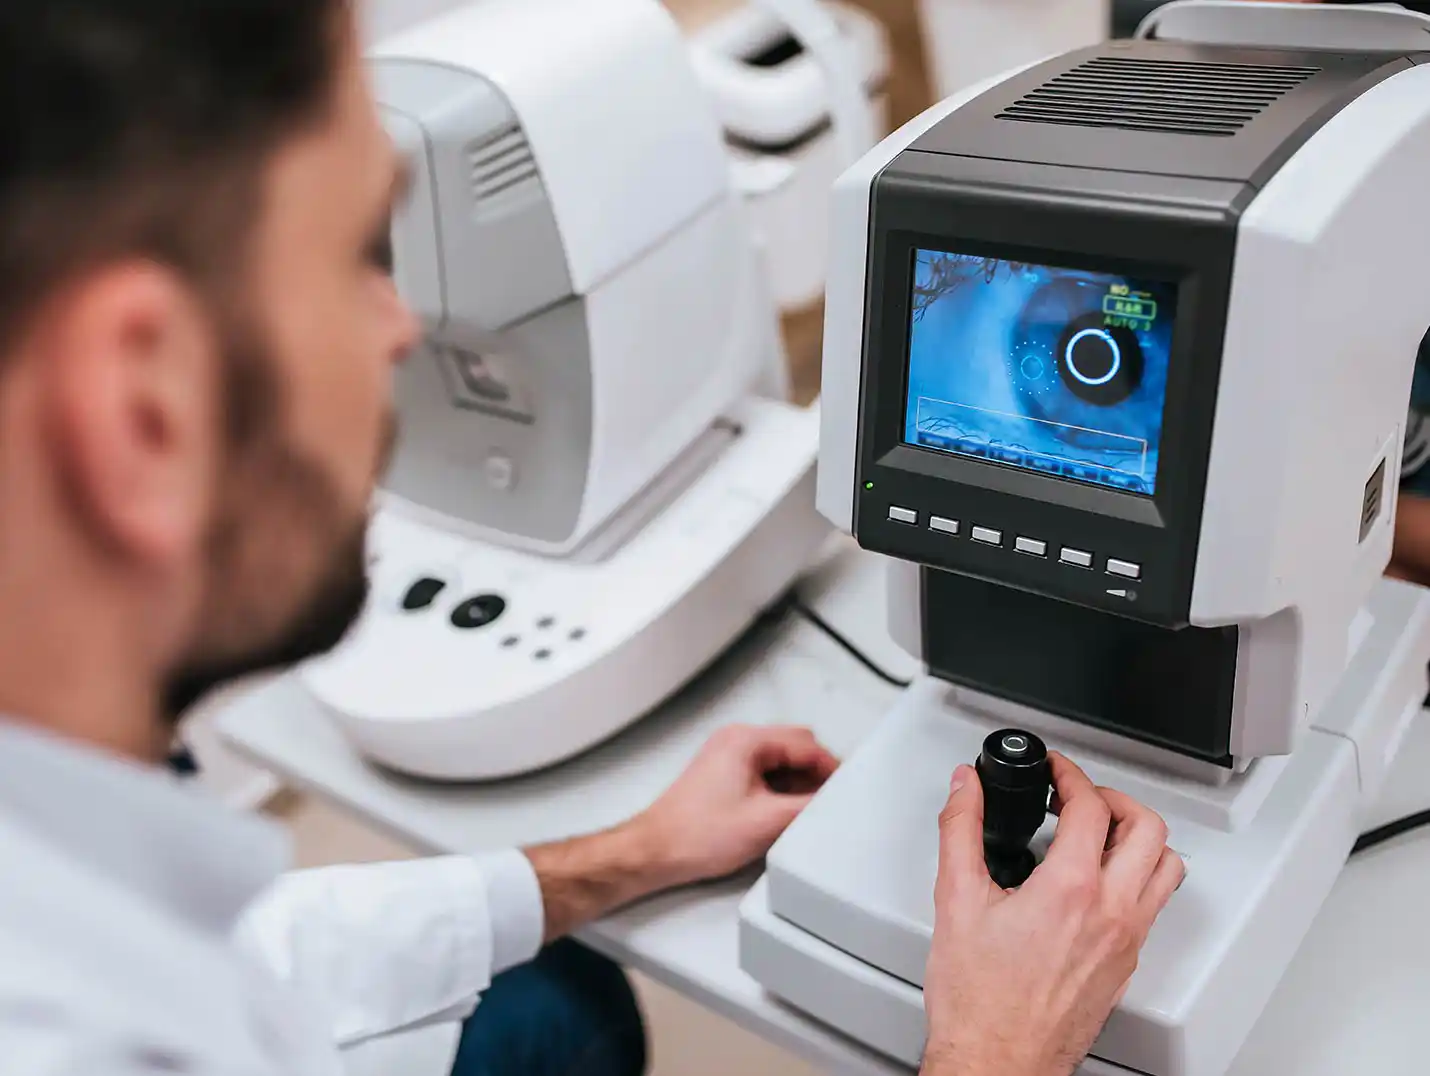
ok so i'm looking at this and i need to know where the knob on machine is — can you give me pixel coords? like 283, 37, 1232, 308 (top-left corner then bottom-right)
976, 728, 1052, 889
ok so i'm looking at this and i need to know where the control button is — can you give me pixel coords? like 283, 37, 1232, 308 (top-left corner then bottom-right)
888, 506, 918, 525
929, 516, 959, 536
972, 526, 1003, 546
485, 453, 517, 492
450, 594, 507, 630
1107, 558, 1142, 580
1015, 537, 1047, 557
401, 577, 447, 611
1060, 547, 1093, 569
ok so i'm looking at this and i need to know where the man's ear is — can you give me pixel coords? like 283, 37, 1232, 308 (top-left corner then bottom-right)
37, 262, 219, 566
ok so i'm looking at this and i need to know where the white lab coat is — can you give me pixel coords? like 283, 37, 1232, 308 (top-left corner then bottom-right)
0, 720, 544, 1076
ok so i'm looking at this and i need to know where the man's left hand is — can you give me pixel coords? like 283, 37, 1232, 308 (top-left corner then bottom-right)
631, 725, 840, 889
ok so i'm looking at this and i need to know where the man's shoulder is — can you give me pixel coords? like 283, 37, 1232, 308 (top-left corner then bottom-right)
0, 815, 277, 1071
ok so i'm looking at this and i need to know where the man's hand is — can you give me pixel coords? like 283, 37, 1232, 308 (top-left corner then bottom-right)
526, 725, 838, 941
921, 754, 1183, 1076
632, 724, 840, 889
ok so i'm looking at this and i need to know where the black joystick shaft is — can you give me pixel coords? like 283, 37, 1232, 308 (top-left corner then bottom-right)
976, 729, 1052, 890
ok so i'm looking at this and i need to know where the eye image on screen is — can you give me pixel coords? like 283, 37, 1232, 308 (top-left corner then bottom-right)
904, 250, 1178, 496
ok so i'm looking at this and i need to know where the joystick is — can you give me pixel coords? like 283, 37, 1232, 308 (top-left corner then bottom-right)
976, 728, 1052, 889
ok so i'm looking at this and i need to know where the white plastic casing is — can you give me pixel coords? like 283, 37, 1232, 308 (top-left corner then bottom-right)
817, 49, 1430, 762
300, 399, 826, 780
304, 0, 824, 778
1188, 64, 1430, 757
371, 0, 728, 298
695, 2, 892, 311
1139, 0, 1430, 50
689, 0, 889, 149
370, 0, 782, 556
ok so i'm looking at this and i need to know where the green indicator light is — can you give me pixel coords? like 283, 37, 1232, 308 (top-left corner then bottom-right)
865, 481, 875, 490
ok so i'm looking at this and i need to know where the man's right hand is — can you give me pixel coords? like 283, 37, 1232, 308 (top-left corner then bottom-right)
921, 753, 1183, 1076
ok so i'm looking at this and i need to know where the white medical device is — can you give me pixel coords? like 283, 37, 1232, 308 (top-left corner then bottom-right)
740, 3, 1430, 1073
299, 0, 829, 781
690, 0, 891, 311
691, 0, 887, 156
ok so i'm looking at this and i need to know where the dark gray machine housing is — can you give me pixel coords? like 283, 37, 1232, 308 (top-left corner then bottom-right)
848, 39, 1429, 764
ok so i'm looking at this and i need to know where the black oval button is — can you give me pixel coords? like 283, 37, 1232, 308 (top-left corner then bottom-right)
402, 577, 447, 611
450, 594, 506, 630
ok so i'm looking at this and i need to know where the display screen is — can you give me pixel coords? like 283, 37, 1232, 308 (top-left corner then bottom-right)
904, 250, 1179, 496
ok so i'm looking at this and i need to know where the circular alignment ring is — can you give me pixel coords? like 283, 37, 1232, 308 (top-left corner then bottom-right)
1064, 327, 1122, 387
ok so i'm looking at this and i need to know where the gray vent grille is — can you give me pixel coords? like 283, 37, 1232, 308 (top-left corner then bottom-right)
468, 125, 539, 213
997, 56, 1319, 137
1360, 456, 1387, 544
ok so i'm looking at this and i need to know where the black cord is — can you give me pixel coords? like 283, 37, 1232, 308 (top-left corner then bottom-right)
788, 599, 914, 689
1351, 809, 1430, 857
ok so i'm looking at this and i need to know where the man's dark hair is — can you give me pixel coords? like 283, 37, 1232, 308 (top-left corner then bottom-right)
0, 0, 346, 369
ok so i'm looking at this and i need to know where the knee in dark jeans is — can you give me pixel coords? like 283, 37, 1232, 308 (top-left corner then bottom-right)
451, 939, 647, 1076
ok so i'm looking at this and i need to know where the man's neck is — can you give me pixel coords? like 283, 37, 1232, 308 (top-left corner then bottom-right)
0, 682, 168, 764
0, 585, 168, 764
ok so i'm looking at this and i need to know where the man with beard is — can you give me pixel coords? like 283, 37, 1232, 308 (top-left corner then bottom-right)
0, 3, 1180, 1075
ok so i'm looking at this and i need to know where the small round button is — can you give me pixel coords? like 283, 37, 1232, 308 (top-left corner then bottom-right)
450, 594, 507, 630
1000, 733, 1030, 757
485, 453, 516, 492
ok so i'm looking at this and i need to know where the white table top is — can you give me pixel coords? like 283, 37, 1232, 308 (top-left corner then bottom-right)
217, 544, 1430, 1076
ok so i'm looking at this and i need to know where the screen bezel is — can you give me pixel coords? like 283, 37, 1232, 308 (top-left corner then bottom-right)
850, 167, 1238, 628
900, 245, 1181, 502
862, 228, 1222, 533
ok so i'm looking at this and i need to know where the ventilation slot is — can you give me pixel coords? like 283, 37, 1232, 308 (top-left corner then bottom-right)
468, 125, 539, 214
1360, 457, 1387, 544
997, 56, 1319, 137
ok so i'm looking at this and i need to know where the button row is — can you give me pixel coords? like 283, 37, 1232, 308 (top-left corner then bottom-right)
886, 505, 1142, 580
400, 577, 511, 628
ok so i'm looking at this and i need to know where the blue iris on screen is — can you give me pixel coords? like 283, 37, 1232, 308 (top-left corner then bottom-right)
903, 250, 1178, 496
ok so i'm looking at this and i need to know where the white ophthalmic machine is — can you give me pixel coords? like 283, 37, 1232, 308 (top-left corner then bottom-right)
300, 0, 883, 780
740, 2, 1430, 1074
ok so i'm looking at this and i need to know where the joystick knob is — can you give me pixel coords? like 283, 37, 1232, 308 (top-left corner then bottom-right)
977, 729, 1052, 889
